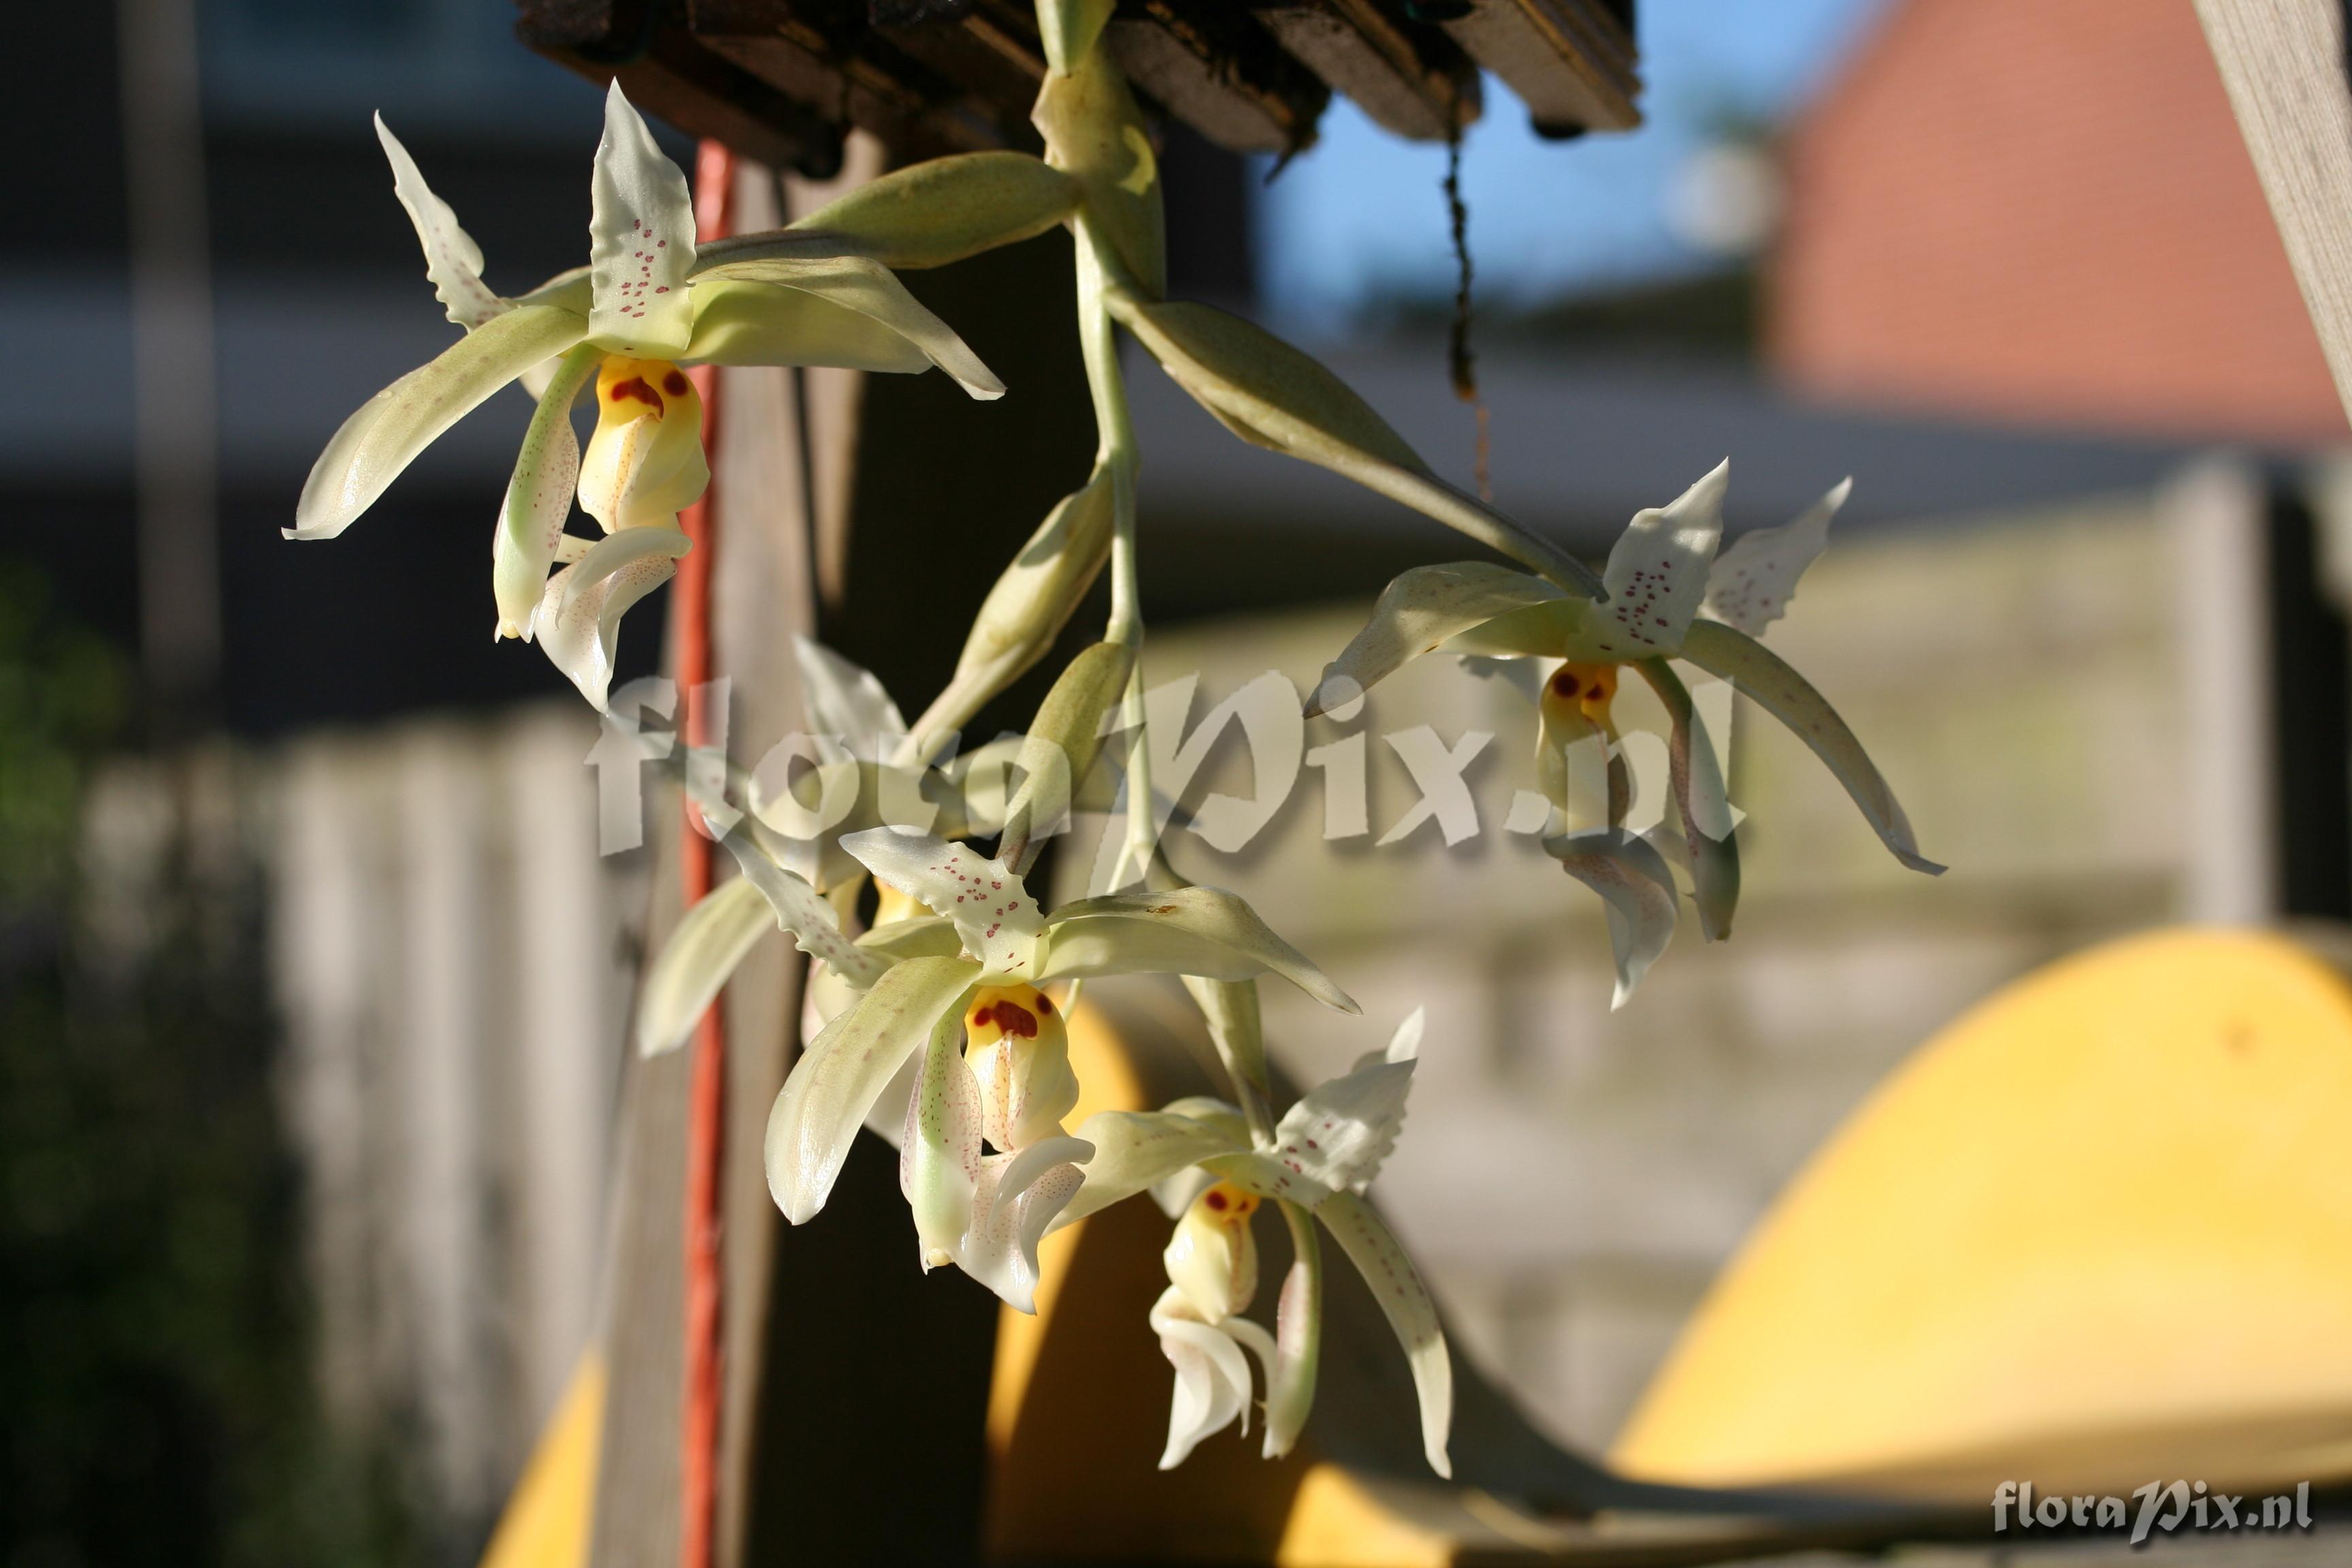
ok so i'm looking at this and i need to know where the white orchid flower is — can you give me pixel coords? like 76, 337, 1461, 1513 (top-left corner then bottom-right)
1043, 1008, 1447, 1474
289, 86, 1003, 710
763, 827, 1358, 1312
1310, 465, 1940, 1005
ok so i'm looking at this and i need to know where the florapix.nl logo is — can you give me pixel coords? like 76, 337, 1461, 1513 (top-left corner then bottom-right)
1993, 1480, 2315, 1548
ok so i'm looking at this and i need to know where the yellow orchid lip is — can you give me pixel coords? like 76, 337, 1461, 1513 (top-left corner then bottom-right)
1546, 660, 1619, 725
595, 355, 693, 419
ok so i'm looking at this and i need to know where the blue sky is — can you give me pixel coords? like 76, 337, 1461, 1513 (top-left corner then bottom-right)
1254, 0, 1889, 333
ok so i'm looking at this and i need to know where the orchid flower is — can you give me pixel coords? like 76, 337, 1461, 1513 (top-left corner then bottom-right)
763, 827, 1358, 1313
288, 85, 1003, 709
1041, 1008, 1448, 1474
1307, 463, 1940, 1005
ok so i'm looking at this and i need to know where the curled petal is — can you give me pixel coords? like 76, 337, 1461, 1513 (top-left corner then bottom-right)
1264, 1201, 1323, 1459
691, 255, 1003, 398
1705, 476, 1846, 637
1316, 1191, 1452, 1479
765, 955, 980, 1224
838, 829, 1045, 978
1678, 619, 1944, 875
1051, 1109, 1246, 1232
1545, 828, 1680, 1009
636, 876, 770, 1058
1038, 886, 1356, 1013
532, 525, 691, 711
375, 114, 505, 328
1305, 563, 1567, 717
493, 342, 599, 638
291, 303, 589, 540
959, 1137, 1094, 1313
588, 82, 697, 357
1149, 1289, 1264, 1470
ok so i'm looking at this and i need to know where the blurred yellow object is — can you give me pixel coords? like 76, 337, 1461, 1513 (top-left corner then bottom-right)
1614, 926, 2352, 1499
480, 1353, 604, 1568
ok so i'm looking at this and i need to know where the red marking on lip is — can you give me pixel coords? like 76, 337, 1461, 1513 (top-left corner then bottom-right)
977, 1000, 1037, 1039
609, 376, 665, 413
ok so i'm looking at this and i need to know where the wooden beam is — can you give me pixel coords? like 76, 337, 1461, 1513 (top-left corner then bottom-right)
2195, 0, 2352, 434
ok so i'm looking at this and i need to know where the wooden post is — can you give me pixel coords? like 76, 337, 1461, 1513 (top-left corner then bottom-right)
2196, 0, 2352, 434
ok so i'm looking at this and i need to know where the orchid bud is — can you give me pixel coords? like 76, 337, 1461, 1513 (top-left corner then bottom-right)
962, 983, 1078, 1151
951, 470, 1115, 706
1033, 48, 1166, 299
998, 639, 1134, 864
578, 356, 708, 532
786, 152, 1079, 271
1164, 1181, 1260, 1324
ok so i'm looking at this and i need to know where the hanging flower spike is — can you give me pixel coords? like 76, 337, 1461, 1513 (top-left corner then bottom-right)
1050, 1011, 1452, 1476
292, 84, 1003, 710
762, 828, 1355, 1311
1307, 466, 1938, 1002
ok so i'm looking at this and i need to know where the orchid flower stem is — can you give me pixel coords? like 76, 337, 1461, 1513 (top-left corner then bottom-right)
1074, 214, 1158, 892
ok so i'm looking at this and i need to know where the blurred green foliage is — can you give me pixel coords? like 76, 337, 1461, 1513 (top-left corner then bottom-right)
0, 563, 410, 1567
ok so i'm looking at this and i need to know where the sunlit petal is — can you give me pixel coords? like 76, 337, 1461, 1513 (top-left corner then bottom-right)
1705, 476, 1846, 638
374, 114, 506, 328
588, 82, 696, 357
1038, 885, 1356, 1013
1544, 828, 1680, 1009
1679, 619, 1944, 875
1316, 1191, 1452, 1478
291, 303, 588, 540
766, 955, 979, 1224
636, 876, 770, 1058
1304, 563, 1565, 717
493, 342, 599, 638
838, 828, 1045, 978
792, 635, 909, 757
1586, 459, 1726, 659
1051, 1108, 1245, 1232
531, 525, 691, 710
902, 1011, 983, 1269
959, 1137, 1093, 1313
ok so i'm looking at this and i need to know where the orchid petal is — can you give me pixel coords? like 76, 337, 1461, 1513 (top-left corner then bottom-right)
681, 278, 933, 373
291, 303, 589, 540
1679, 619, 1944, 875
855, 915, 966, 966
1316, 1190, 1452, 1478
588, 82, 696, 357
838, 829, 1045, 977
765, 954, 980, 1223
1545, 829, 1680, 1009
1269, 1056, 1416, 1194
1264, 1201, 1323, 1459
792, 636, 908, 757
1587, 460, 1726, 659
902, 1009, 983, 1269
690, 255, 1002, 399
1051, 1109, 1244, 1231
1705, 476, 1846, 638
1109, 296, 1602, 595
960, 1137, 1094, 1313
1198, 1152, 1334, 1210
1304, 564, 1566, 717
493, 342, 598, 638
1633, 659, 1740, 943
1039, 887, 1356, 1013
636, 876, 770, 1058
1365, 1006, 1425, 1070
532, 525, 691, 710
1148, 1288, 1262, 1469
719, 833, 889, 988
374, 114, 506, 328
